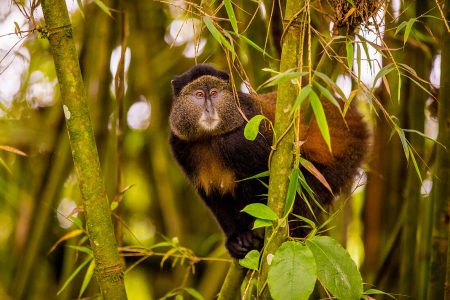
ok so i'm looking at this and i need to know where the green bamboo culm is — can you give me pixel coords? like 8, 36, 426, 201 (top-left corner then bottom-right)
40, 0, 128, 299
257, 1, 304, 298
428, 0, 450, 298
217, 261, 247, 300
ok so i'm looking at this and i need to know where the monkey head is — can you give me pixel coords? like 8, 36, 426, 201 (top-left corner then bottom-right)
170, 65, 245, 141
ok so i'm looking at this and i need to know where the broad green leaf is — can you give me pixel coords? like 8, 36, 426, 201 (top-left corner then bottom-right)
253, 218, 273, 229
185, 288, 205, 300
291, 85, 312, 114
404, 18, 416, 45
79, 259, 95, 298
283, 167, 300, 218
307, 236, 363, 300
310, 91, 331, 152
346, 40, 353, 70
244, 115, 266, 141
268, 241, 317, 300
57, 258, 92, 295
92, 0, 112, 17
241, 203, 278, 221
239, 249, 260, 270
224, 0, 238, 33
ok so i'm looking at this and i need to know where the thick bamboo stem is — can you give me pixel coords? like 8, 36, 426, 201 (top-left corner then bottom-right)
40, 0, 127, 298
257, 1, 303, 298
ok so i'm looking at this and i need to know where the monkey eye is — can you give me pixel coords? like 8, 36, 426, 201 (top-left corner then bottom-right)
194, 90, 204, 98
210, 89, 218, 97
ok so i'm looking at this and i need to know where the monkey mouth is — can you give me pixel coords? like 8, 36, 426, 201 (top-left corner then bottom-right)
199, 111, 220, 130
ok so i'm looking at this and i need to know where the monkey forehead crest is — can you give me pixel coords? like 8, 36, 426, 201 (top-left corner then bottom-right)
171, 64, 230, 97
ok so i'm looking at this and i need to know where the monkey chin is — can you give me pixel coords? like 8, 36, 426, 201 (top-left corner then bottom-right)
198, 111, 220, 131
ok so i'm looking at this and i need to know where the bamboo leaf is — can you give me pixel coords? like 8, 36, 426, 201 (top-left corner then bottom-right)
312, 81, 341, 111
307, 236, 363, 300
224, 0, 238, 33
310, 91, 331, 152
185, 288, 205, 300
364, 289, 397, 299
57, 258, 92, 295
0, 145, 27, 156
291, 85, 312, 114
49, 229, 84, 254
409, 147, 422, 182
79, 259, 95, 298
299, 157, 333, 194
238, 170, 270, 181
241, 203, 278, 221
203, 16, 235, 57
268, 241, 317, 300
67, 245, 94, 256
238, 34, 274, 58
259, 69, 307, 89
346, 40, 354, 70
92, 0, 112, 17
239, 249, 260, 270
404, 18, 416, 45
283, 167, 300, 218
244, 115, 266, 141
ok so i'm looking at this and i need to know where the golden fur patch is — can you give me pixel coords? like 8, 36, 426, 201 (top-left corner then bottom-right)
194, 144, 237, 196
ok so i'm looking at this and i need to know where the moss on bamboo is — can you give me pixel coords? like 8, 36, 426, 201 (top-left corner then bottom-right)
40, 0, 127, 299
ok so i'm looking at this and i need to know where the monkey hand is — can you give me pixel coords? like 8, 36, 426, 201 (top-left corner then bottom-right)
225, 230, 263, 259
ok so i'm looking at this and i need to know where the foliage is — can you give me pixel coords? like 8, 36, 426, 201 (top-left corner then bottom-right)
0, 0, 448, 299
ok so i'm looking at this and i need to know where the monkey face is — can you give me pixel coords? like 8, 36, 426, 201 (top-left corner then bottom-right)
169, 75, 244, 141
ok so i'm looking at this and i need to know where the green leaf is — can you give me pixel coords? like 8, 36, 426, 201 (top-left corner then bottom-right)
57, 258, 92, 295
253, 218, 273, 229
92, 0, 112, 17
203, 16, 235, 57
346, 40, 354, 70
409, 147, 422, 182
241, 203, 278, 221
363, 289, 396, 298
283, 167, 300, 218
224, 0, 238, 33
268, 241, 317, 300
79, 259, 95, 298
404, 18, 416, 45
239, 249, 260, 270
394, 20, 408, 36
238, 34, 274, 58
310, 91, 331, 152
306, 236, 363, 300
244, 115, 266, 141
184, 288, 205, 300
67, 245, 93, 256
312, 81, 341, 111
291, 85, 312, 114
259, 69, 307, 89
238, 170, 270, 182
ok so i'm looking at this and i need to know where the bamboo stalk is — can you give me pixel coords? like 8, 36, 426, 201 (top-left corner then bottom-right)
428, 0, 450, 297
257, 1, 304, 298
217, 261, 246, 300
40, 0, 127, 299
